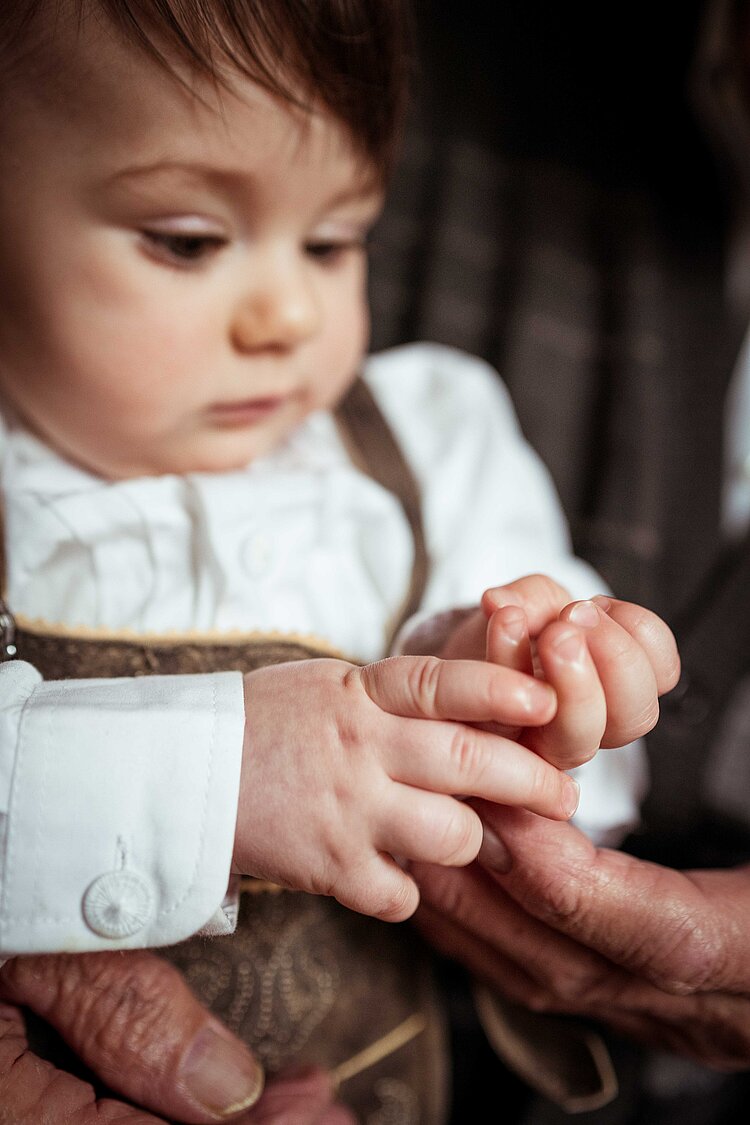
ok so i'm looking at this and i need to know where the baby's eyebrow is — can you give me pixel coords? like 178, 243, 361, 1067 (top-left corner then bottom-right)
101, 161, 263, 207
106, 160, 381, 204
105, 160, 384, 217
106, 160, 226, 186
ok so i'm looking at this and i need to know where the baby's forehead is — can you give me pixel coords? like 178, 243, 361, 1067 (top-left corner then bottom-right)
3, 4, 376, 191
3, 0, 402, 183
1, 19, 377, 226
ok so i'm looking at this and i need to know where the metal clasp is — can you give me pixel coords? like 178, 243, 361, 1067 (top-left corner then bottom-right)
0, 596, 17, 659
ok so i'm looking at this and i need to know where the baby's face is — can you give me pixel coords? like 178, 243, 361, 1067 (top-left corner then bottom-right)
0, 10, 382, 477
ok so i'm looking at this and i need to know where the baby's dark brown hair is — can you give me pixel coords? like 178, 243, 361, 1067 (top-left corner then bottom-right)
1, 0, 413, 181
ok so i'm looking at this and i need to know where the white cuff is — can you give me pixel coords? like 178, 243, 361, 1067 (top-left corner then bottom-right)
0, 668, 245, 954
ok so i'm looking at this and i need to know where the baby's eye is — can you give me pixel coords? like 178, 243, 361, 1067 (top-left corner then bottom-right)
305, 235, 370, 265
142, 231, 226, 265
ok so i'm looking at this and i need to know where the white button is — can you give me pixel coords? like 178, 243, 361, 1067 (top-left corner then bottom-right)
82, 870, 153, 939
242, 532, 273, 578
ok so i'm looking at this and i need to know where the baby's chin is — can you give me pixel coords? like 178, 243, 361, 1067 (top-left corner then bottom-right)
82, 434, 286, 481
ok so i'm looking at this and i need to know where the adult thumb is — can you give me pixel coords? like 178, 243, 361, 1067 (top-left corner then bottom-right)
0, 950, 264, 1123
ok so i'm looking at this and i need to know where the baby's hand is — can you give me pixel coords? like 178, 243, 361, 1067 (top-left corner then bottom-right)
233, 655, 580, 922
481, 574, 681, 769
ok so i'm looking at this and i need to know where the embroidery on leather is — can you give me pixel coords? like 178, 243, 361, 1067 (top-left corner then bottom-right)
367, 1077, 419, 1125
170, 894, 340, 1071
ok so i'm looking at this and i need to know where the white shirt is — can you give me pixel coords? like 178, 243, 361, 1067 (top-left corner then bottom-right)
0, 343, 646, 954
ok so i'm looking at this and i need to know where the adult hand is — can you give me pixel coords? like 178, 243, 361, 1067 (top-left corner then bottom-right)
413, 803, 750, 1070
0, 950, 353, 1123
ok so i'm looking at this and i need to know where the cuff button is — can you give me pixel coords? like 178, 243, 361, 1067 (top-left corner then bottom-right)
82, 870, 154, 938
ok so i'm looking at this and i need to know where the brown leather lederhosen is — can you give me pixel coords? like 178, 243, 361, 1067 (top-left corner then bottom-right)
1, 379, 619, 1121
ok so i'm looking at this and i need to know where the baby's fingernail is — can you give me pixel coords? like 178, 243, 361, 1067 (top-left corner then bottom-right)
592, 595, 612, 613
568, 601, 600, 629
550, 627, 586, 663
181, 1026, 264, 1116
563, 778, 580, 818
478, 825, 513, 873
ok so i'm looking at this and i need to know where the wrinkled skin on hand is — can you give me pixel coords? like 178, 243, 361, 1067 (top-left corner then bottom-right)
413, 803, 750, 1072
0, 950, 354, 1124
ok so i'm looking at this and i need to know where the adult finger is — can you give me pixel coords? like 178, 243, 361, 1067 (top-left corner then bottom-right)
591, 595, 681, 695
0, 950, 264, 1123
0, 1004, 166, 1124
600, 991, 750, 1072
359, 655, 556, 727
524, 619, 607, 768
418, 885, 750, 1073
476, 803, 750, 996
412, 859, 620, 1009
558, 600, 660, 746
414, 898, 542, 1003
481, 574, 574, 635
414, 855, 750, 1073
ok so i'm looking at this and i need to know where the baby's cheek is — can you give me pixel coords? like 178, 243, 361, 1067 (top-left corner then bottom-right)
318, 311, 369, 410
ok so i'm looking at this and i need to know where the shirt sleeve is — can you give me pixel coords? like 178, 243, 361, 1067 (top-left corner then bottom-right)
0, 660, 245, 955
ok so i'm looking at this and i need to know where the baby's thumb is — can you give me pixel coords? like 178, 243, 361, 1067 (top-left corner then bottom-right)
0, 949, 264, 1123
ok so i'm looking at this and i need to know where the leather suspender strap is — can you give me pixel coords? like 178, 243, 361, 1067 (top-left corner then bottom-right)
335, 377, 429, 646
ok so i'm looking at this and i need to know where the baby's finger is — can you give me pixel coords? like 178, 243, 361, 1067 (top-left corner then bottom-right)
560, 601, 659, 747
591, 595, 681, 695
485, 606, 533, 673
360, 656, 556, 728
387, 720, 580, 822
380, 788, 483, 868
524, 620, 607, 769
481, 574, 572, 635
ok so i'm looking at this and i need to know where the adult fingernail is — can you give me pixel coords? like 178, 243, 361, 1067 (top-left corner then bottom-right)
550, 627, 586, 663
592, 595, 612, 613
563, 778, 580, 818
478, 825, 513, 873
181, 1026, 264, 1117
568, 601, 600, 628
